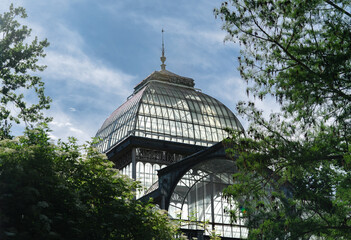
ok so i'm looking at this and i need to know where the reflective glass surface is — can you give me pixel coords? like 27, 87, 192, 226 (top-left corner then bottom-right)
95, 80, 244, 153
95, 89, 145, 153
135, 161, 166, 198
168, 158, 248, 239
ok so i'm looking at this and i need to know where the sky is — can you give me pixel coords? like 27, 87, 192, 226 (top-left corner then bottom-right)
2, 0, 279, 144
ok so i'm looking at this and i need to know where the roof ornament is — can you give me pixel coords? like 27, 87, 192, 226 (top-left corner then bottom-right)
160, 29, 166, 71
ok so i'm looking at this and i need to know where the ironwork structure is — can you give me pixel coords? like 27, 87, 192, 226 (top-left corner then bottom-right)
95, 55, 247, 238
140, 142, 249, 239
95, 70, 243, 153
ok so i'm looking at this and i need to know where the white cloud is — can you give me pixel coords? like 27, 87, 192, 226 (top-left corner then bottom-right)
8, 12, 136, 142
40, 28, 136, 142
48, 24, 85, 55
44, 51, 134, 96
28, 21, 134, 97
48, 106, 92, 143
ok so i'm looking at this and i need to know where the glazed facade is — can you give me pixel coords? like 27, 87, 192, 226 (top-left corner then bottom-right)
95, 70, 247, 239
95, 80, 243, 153
168, 158, 248, 239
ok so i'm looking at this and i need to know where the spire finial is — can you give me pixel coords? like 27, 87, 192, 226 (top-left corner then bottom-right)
160, 29, 166, 70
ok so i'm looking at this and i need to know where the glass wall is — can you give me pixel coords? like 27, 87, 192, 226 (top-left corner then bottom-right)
135, 161, 166, 198
168, 158, 248, 239
121, 162, 133, 179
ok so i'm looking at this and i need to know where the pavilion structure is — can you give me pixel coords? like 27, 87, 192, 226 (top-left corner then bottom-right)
95, 41, 248, 239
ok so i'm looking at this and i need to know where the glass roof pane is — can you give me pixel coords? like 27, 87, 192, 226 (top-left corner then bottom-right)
95, 81, 244, 153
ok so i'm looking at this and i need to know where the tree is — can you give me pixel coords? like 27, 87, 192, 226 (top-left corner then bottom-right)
0, 4, 51, 139
0, 5, 181, 239
215, 0, 351, 239
0, 126, 180, 240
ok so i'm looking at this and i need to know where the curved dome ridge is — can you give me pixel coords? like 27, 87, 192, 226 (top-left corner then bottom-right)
95, 73, 244, 153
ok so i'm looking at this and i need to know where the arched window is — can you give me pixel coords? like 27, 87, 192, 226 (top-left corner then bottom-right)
168, 158, 248, 239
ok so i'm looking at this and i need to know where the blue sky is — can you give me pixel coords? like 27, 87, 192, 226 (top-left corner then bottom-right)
2, 0, 278, 143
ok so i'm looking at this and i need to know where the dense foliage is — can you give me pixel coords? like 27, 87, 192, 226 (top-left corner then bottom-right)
216, 0, 351, 239
0, 5, 181, 240
0, 4, 51, 139
0, 127, 179, 240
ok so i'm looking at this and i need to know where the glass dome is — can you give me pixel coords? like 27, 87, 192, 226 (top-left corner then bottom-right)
95, 70, 244, 153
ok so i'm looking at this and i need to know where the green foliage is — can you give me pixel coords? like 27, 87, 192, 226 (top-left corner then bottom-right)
209, 230, 222, 240
0, 127, 179, 240
0, 4, 51, 139
216, 0, 351, 239
216, 0, 350, 126
175, 210, 224, 239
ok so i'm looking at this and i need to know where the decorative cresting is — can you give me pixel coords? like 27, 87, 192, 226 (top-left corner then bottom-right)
95, 71, 244, 153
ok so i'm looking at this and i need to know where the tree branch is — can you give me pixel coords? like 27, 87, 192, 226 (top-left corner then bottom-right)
324, 0, 351, 18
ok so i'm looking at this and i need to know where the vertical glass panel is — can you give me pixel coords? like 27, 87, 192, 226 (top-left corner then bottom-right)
225, 117, 232, 128
203, 115, 209, 125
145, 163, 153, 190
152, 164, 160, 183
215, 105, 224, 117
163, 124, 170, 136
178, 110, 186, 120
221, 107, 229, 117
185, 111, 192, 121
157, 118, 164, 132
208, 116, 215, 127
176, 121, 183, 137
152, 92, 160, 105
199, 125, 206, 140
219, 118, 226, 128
149, 118, 156, 132
170, 120, 177, 135
174, 109, 180, 120
164, 95, 172, 107
197, 113, 204, 124
182, 122, 188, 138
149, 104, 156, 116
139, 103, 145, 114
145, 116, 151, 131
194, 102, 201, 112
161, 107, 168, 119
136, 162, 143, 181
167, 108, 174, 120
191, 112, 198, 124
158, 94, 166, 106
143, 89, 153, 104
194, 125, 201, 139
155, 106, 162, 115
211, 128, 218, 142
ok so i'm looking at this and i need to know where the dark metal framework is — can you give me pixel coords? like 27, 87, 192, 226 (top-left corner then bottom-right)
140, 142, 248, 239
95, 70, 248, 239
95, 74, 244, 153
